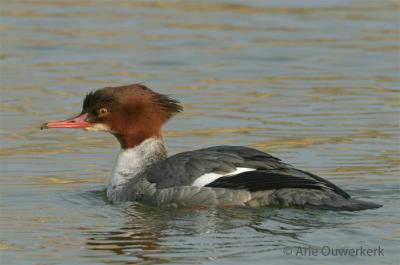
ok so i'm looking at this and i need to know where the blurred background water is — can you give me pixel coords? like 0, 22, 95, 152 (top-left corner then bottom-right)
0, 0, 399, 264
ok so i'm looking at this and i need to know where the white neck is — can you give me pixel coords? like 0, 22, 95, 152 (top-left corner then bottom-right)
109, 137, 166, 189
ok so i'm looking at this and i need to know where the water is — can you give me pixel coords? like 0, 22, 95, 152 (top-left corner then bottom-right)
0, 0, 399, 264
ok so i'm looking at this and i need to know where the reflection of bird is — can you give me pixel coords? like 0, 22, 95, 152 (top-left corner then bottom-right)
85, 205, 166, 263
42, 84, 381, 210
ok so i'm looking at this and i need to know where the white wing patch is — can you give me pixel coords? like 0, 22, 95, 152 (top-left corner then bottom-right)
191, 167, 256, 187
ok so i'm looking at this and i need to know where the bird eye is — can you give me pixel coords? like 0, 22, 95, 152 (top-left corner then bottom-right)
98, 108, 108, 115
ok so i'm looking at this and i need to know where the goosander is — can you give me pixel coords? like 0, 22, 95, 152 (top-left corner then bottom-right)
41, 84, 381, 210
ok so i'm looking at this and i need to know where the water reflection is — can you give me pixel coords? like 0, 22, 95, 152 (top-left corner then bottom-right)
86, 207, 165, 264
83, 201, 354, 264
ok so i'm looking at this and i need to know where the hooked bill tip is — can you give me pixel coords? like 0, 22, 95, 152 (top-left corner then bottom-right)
40, 123, 49, 130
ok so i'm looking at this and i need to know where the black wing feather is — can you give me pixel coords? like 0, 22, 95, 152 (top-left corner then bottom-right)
205, 170, 325, 192
144, 145, 350, 198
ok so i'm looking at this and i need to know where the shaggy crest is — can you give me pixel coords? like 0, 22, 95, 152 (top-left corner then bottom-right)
82, 83, 182, 117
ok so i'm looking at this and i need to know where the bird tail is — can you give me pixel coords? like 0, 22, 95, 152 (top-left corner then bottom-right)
305, 198, 382, 211
339, 198, 382, 211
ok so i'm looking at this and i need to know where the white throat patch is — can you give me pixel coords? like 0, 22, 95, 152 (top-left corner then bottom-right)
109, 137, 165, 188
84, 123, 111, 132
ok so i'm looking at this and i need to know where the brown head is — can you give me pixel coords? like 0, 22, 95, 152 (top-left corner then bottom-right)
41, 84, 182, 149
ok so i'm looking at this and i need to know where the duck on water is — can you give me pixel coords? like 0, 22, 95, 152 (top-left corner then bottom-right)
41, 84, 381, 211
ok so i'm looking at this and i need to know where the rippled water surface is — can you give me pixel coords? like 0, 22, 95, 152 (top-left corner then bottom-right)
1, 0, 399, 264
